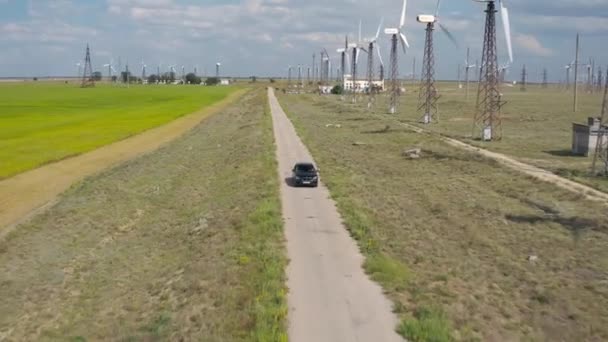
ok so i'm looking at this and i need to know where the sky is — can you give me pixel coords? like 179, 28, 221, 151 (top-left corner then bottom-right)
0, 0, 607, 81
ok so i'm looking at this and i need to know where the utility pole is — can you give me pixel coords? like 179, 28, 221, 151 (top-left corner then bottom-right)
574, 33, 580, 112
312, 53, 316, 83
542, 68, 548, 88
591, 69, 608, 176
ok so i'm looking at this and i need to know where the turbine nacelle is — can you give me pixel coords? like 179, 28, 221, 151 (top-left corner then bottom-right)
416, 15, 436, 24
384, 28, 399, 35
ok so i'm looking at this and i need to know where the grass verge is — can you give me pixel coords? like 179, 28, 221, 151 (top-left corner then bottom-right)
0, 87, 286, 341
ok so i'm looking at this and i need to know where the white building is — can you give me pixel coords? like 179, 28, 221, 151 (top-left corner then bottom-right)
220, 79, 230, 86
342, 74, 385, 93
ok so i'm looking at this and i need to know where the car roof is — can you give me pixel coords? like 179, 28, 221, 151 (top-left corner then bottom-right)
294, 162, 315, 167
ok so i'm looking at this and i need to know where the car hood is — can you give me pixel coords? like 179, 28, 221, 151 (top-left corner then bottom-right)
294, 172, 317, 177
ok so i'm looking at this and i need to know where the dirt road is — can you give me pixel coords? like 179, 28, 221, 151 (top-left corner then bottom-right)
0, 90, 245, 238
268, 88, 402, 342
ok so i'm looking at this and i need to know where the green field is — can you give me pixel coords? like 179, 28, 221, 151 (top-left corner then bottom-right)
0, 82, 236, 179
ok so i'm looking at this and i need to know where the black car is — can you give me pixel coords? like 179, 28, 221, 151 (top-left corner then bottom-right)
292, 162, 319, 187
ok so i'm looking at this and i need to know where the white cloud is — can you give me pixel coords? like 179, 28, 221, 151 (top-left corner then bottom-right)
514, 33, 553, 57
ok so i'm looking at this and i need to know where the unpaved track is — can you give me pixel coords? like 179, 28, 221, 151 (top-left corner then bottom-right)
0, 89, 245, 237
268, 88, 402, 342
400, 122, 608, 205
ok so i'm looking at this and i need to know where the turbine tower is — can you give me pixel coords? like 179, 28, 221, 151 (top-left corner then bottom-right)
216, 62, 221, 78
81, 44, 95, 88
520, 64, 527, 91
141, 61, 147, 83
565, 63, 573, 90
384, 0, 410, 114
472, 0, 513, 141
365, 18, 384, 110
103, 59, 114, 82
337, 36, 348, 91
464, 47, 477, 100
542, 68, 548, 88
591, 69, 608, 176
416, 0, 458, 124
350, 21, 365, 103
298, 65, 303, 88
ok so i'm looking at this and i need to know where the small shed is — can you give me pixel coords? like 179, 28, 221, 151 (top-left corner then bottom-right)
572, 117, 603, 156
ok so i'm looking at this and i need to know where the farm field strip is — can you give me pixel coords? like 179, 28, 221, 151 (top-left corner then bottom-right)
277, 92, 608, 341
0, 83, 237, 179
0, 89, 246, 235
0, 88, 287, 341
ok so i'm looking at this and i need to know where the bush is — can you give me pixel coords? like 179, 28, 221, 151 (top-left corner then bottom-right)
92, 72, 103, 81
206, 77, 220, 86
331, 85, 344, 95
186, 73, 202, 85
148, 74, 159, 84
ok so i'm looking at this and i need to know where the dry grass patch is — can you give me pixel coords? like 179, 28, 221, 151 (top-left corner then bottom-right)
278, 92, 608, 342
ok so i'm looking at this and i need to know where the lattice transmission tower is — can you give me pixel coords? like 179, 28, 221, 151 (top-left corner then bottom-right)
520, 64, 527, 91
472, 1, 505, 141
81, 44, 95, 88
418, 22, 439, 124
592, 70, 608, 176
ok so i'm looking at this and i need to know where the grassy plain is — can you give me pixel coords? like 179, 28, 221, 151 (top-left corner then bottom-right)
0, 88, 287, 341
0, 82, 236, 179
278, 92, 608, 341
366, 81, 608, 192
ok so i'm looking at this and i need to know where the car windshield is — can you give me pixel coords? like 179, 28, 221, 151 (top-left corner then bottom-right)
295, 164, 315, 172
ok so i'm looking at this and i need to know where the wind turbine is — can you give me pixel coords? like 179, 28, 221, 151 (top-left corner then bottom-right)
384, 0, 410, 114
365, 18, 384, 109
350, 20, 368, 102
141, 61, 147, 83
76, 62, 82, 79
471, 0, 514, 141
103, 59, 114, 82
417, 0, 459, 124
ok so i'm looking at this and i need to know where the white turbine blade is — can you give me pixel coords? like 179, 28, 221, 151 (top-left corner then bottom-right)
435, 0, 442, 17
355, 48, 360, 65
377, 44, 384, 66
375, 17, 384, 41
399, 32, 410, 52
399, 0, 407, 28
438, 23, 459, 48
500, 1, 513, 63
